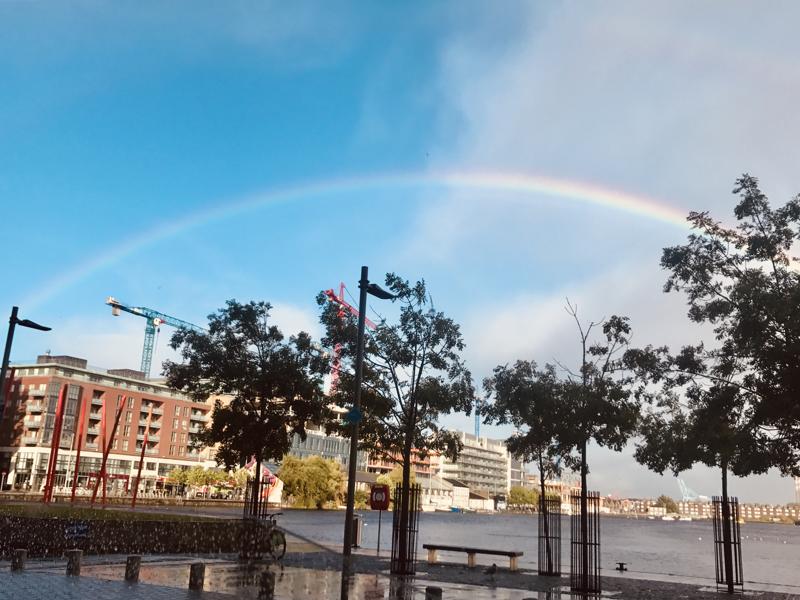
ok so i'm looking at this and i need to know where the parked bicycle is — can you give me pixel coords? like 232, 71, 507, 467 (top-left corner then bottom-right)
239, 512, 286, 561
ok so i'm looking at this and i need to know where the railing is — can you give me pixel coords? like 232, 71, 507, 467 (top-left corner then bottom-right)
149, 420, 162, 429
29, 389, 46, 398
539, 495, 562, 576
190, 413, 209, 422
23, 418, 42, 429
22, 436, 38, 444
87, 427, 100, 435
392, 483, 421, 575
144, 449, 159, 455
148, 434, 160, 443
27, 401, 43, 412
91, 398, 103, 406
150, 407, 163, 415
88, 411, 102, 420
712, 496, 744, 593
570, 491, 601, 594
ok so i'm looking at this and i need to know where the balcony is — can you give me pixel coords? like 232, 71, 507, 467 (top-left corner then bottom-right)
149, 420, 161, 429
144, 449, 159, 455
22, 436, 38, 444
189, 425, 203, 434
150, 407, 163, 415
148, 434, 160, 443
29, 389, 46, 398
91, 398, 103, 406
190, 413, 209, 422
87, 427, 100, 435
27, 401, 43, 413
88, 411, 102, 420
85, 442, 99, 449
23, 418, 41, 429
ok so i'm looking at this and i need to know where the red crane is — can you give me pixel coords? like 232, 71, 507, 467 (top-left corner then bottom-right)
323, 283, 377, 392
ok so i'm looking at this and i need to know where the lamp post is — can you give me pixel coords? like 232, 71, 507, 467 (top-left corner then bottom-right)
0, 306, 52, 409
342, 266, 395, 561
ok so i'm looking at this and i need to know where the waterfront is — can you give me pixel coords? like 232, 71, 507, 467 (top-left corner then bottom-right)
277, 510, 800, 592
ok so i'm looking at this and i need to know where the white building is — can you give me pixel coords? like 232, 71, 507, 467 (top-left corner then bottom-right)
438, 431, 510, 497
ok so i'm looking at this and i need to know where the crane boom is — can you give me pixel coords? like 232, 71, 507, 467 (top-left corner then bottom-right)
106, 296, 204, 378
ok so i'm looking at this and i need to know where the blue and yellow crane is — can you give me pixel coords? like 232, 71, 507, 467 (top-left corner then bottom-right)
105, 296, 204, 378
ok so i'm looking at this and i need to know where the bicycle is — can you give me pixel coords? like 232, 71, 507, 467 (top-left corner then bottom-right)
239, 512, 287, 561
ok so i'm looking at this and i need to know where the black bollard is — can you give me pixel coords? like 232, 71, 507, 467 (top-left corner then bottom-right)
11, 549, 26, 571
257, 570, 276, 599
425, 586, 443, 600
125, 555, 141, 582
65, 549, 82, 576
189, 562, 205, 590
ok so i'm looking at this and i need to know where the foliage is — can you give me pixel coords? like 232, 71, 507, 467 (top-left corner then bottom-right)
655, 495, 679, 514
637, 174, 800, 476
376, 465, 416, 495
0, 504, 220, 521
164, 300, 330, 470
355, 489, 370, 510
277, 455, 344, 509
167, 467, 188, 486
231, 467, 250, 490
508, 486, 538, 507
319, 275, 474, 475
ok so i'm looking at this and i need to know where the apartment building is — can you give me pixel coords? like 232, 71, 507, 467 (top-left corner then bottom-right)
438, 431, 510, 496
0, 355, 213, 493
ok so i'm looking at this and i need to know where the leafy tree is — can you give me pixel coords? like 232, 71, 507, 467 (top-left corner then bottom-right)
651, 174, 800, 475
508, 486, 538, 508
354, 489, 370, 510
278, 455, 344, 509
376, 465, 416, 498
483, 360, 573, 574
231, 467, 250, 491
164, 300, 330, 513
319, 274, 475, 569
654, 494, 679, 514
167, 467, 188, 486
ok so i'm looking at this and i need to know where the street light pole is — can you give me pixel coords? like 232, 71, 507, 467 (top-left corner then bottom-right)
0, 306, 52, 412
343, 266, 369, 559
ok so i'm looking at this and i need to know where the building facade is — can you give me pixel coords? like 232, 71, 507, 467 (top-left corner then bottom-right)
0, 355, 213, 493
438, 431, 510, 496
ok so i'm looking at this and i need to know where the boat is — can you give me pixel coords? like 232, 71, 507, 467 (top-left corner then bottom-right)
661, 515, 676, 521
678, 516, 692, 522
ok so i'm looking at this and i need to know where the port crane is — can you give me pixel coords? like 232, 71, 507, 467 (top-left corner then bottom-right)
105, 296, 204, 378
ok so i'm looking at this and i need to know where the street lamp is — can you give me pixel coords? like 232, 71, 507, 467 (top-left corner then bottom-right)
0, 306, 52, 409
342, 266, 395, 560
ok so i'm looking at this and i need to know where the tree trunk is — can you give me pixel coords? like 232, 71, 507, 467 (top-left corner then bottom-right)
397, 432, 413, 573
721, 462, 734, 594
252, 456, 262, 518
539, 452, 553, 575
580, 440, 589, 592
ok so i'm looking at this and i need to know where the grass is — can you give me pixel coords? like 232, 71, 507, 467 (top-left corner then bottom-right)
0, 502, 221, 521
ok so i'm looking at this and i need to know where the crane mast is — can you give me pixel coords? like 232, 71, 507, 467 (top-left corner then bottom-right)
105, 296, 204, 378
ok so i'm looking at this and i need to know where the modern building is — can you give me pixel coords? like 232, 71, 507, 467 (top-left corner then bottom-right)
795, 477, 800, 504
288, 427, 368, 472
0, 355, 213, 493
509, 457, 526, 489
438, 431, 510, 497
367, 448, 436, 479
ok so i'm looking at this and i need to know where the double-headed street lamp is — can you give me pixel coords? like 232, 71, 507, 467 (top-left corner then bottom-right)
342, 266, 395, 560
0, 306, 52, 410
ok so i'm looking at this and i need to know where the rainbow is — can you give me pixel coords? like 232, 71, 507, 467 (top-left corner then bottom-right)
22, 170, 689, 309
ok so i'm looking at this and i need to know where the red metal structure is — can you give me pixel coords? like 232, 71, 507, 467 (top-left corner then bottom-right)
42, 384, 67, 503
90, 396, 125, 506
70, 393, 88, 503
323, 283, 377, 392
131, 406, 153, 508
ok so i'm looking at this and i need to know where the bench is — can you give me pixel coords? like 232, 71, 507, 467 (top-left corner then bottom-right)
422, 544, 523, 571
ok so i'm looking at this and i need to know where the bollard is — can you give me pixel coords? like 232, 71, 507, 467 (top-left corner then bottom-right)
65, 549, 82, 576
125, 555, 141, 582
257, 570, 276, 600
11, 549, 27, 571
188, 562, 205, 590
425, 586, 443, 600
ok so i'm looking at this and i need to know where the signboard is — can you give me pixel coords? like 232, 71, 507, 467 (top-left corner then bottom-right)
370, 484, 390, 511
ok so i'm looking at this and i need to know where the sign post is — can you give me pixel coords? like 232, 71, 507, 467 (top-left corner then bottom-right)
370, 484, 390, 556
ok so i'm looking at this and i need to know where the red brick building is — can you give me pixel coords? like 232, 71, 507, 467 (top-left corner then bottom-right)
0, 355, 212, 494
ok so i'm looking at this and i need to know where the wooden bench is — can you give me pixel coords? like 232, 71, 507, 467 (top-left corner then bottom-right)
422, 544, 523, 571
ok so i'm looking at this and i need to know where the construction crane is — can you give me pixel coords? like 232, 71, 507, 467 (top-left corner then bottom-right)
322, 283, 377, 392
677, 477, 710, 502
105, 296, 204, 378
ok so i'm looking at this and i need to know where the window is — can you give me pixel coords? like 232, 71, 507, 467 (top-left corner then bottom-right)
183, 406, 189, 417
113, 439, 119, 449
123, 440, 129, 451
172, 418, 179, 429
182, 420, 187, 429
171, 432, 177, 442
126, 412, 132, 423
123, 425, 130, 436
146, 462, 156, 471
174, 406, 181, 415
127, 397, 134, 408
180, 433, 186, 444
169, 445, 175, 456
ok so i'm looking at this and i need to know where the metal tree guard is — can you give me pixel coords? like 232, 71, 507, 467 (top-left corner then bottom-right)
538, 495, 561, 576
570, 491, 601, 594
391, 483, 421, 575
712, 496, 743, 593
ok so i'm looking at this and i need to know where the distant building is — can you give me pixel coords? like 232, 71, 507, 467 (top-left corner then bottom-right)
289, 427, 368, 472
438, 431, 510, 496
0, 355, 213, 493
508, 457, 525, 489
795, 477, 800, 504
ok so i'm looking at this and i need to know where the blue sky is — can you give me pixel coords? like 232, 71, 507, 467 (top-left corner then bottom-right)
2, 1, 800, 503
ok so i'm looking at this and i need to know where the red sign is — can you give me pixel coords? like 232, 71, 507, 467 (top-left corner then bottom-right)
370, 484, 390, 511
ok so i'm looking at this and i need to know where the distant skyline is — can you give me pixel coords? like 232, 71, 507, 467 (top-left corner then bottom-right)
3, 1, 800, 503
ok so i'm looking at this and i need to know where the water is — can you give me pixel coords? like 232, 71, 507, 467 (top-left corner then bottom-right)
277, 510, 800, 591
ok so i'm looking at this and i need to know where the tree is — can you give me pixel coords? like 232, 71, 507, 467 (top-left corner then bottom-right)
376, 465, 416, 498
653, 174, 800, 475
278, 455, 344, 509
560, 302, 640, 592
508, 486, 538, 508
167, 467, 188, 487
164, 300, 330, 514
483, 360, 573, 574
654, 494, 679, 514
319, 274, 475, 571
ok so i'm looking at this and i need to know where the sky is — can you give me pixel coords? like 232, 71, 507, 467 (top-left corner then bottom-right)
2, 1, 800, 503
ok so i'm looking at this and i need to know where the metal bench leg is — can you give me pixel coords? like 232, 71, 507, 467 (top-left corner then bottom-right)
427, 549, 438, 564
467, 553, 476, 568
509, 556, 518, 572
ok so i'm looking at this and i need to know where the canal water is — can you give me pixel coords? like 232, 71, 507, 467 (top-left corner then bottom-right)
278, 510, 800, 592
